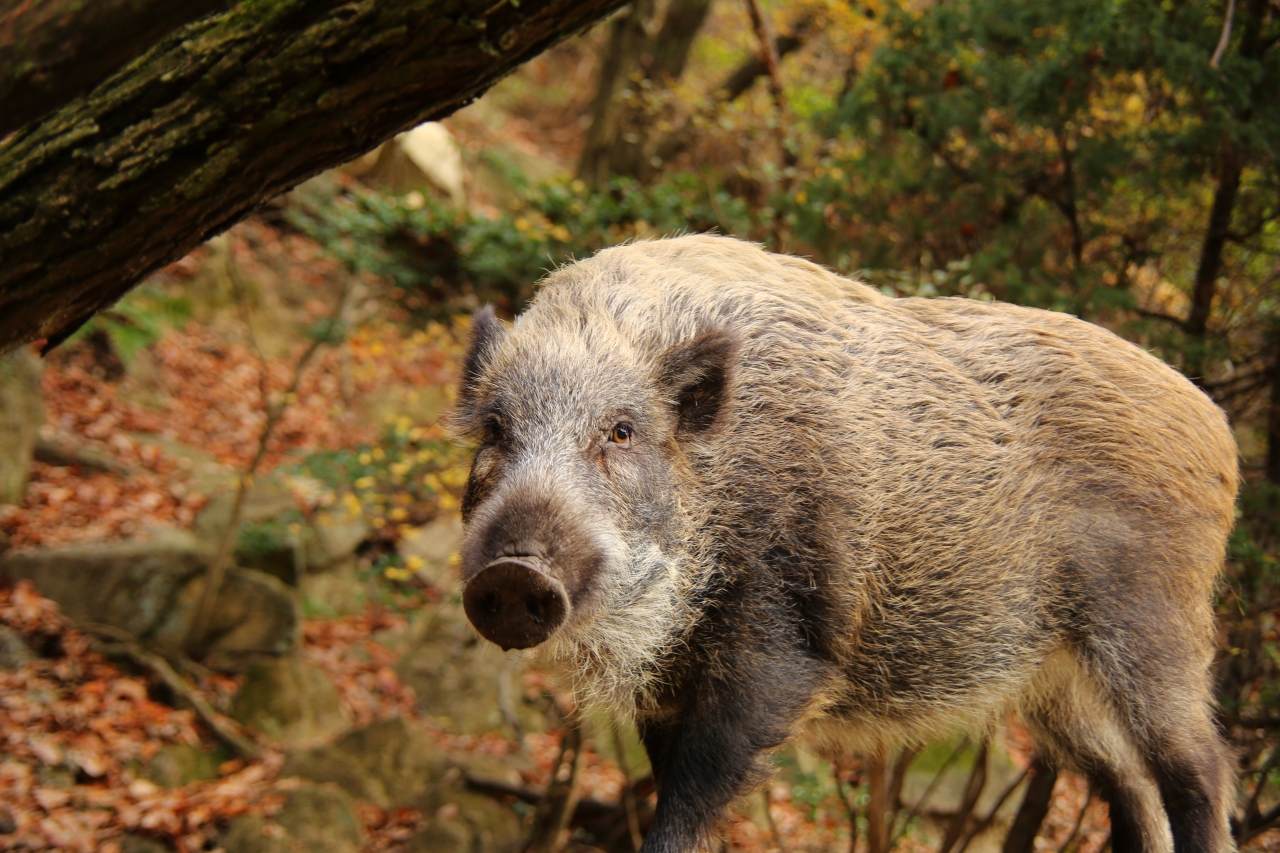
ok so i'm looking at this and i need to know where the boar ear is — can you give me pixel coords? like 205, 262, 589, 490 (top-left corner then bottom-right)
657, 330, 737, 437
458, 305, 506, 408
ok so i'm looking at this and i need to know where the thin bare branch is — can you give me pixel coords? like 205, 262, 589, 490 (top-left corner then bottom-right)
527, 716, 584, 853
612, 721, 644, 853
890, 737, 970, 848
85, 622, 262, 760
1211, 0, 1238, 67
184, 269, 350, 659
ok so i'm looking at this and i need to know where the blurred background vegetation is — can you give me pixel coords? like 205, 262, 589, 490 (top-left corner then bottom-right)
1, 0, 1277, 851
285, 0, 1280, 844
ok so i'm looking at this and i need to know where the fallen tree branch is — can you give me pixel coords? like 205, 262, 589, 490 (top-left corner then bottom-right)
84, 621, 262, 760
33, 436, 135, 477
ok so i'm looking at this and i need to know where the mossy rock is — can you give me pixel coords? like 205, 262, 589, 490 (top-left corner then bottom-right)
230, 653, 350, 747
145, 743, 225, 789
281, 716, 445, 810
184, 568, 302, 671
412, 790, 524, 853
393, 601, 548, 737
220, 782, 365, 853
0, 626, 34, 670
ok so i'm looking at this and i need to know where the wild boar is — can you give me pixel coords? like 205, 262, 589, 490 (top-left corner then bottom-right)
452, 235, 1238, 853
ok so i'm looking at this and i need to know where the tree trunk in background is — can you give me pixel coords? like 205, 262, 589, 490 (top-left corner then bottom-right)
608, 0, 715, 179
1184, 0, 1266, 382
577, 0, 714, 185
1267, 333, 1280, 485
0, 0, 629, 356
1185, 139, 1242, 381
577, 0, 658, 188
0, 0, 231, 137
1000, 756, 1057, 853
649, 22, 810, 167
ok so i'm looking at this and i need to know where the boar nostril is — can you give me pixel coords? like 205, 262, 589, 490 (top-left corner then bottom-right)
463, 558, 570, 651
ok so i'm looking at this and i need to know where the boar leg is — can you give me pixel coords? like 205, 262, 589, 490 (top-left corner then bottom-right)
638, 650, 822, 853
1143, 718, 1234, 853
1088, 652, 1234, 853
1024, 650, 1172, 853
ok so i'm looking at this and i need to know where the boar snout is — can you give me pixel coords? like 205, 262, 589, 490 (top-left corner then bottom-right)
463, 557, 569, 650
460, 482, 607, 651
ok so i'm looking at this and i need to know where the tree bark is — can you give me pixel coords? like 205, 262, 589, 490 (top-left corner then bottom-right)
0, 0, 231, 137
577, 0, 658, 188
649, 22, 810, 168
1267, 331, 1280, 486
1186, 140, 1242, 344
645, 0, 713, 83
577, 0, 714, 185
1184, 0, 1267, 380
0, 0, 629, 355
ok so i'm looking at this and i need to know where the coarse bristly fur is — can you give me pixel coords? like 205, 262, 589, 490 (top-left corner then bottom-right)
450, 235, 1240, 853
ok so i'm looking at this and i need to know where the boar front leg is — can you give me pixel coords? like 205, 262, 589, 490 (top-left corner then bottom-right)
637, 644, 824, 853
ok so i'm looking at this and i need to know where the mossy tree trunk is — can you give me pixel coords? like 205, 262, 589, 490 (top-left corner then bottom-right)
0, 0, 232, 137
0, 0, 627, 354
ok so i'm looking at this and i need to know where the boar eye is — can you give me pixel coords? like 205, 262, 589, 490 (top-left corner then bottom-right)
608, 423, 634, 447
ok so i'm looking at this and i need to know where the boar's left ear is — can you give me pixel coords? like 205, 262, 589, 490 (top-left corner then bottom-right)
458, 305, 507, 408
657, 329, 738, 437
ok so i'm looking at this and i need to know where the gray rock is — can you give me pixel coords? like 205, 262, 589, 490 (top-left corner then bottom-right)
280, 716, 525, 853
304, 510, 371, 573
192, 477, 299, 545
399, 514, 463, 590
398, 123, 466, 207
0, 532, 300, 669
0, 529, 208, 643
0, 626, 34, 669
411, 791, 524, 853
220, 782, 365, 853
125, 432, 233, 497
410, 818, 471, 853
299, 571, 371, 619
230, 654, 350, 748
235, 518, 303, 586
394, 601, 545, 737
281, 716, 445, 810
191, 569, 301, 671
0, 349, 43, 505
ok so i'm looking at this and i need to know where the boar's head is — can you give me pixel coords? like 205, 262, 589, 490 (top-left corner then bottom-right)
451, 303, 734, 701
